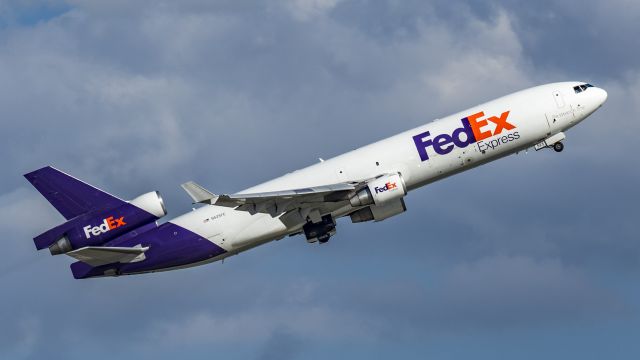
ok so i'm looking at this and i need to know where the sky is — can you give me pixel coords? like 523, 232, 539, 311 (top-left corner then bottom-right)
0, 0, 638, 359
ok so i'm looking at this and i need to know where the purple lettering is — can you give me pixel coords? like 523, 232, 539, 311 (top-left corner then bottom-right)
412, 131, 432, 161
433, 134, 454, 155
452, 118, 477, 147
413, 119, 479, 162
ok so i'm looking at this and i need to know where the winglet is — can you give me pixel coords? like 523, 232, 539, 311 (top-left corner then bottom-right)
181, 181, 218, 204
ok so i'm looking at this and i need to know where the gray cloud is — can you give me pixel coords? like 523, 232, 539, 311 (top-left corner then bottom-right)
0, 1, 638, 359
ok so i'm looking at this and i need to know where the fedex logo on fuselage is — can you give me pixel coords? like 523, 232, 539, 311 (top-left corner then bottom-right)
375, 182, 397, 194
412, 110, 516, 161
83, 216, 126, 239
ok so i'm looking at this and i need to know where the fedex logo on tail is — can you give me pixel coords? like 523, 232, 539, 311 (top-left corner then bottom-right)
412, 110, 518, 161
83, 216, 126, 239
375, 182, 398, 194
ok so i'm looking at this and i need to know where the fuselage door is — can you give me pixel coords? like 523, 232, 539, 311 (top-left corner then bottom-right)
552, 90, 565, 108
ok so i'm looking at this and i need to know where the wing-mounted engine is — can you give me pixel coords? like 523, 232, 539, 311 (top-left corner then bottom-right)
349, 173, 408, 223
349, 173, 406, 207
349, 198, 406, 223
180, 172, 408, 244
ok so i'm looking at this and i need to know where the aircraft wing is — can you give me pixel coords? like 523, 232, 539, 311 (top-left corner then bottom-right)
66, 245, 149, 266
181, 180, 359, 217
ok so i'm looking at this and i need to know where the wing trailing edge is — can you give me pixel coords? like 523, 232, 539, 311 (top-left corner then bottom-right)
180, 180, 359, 216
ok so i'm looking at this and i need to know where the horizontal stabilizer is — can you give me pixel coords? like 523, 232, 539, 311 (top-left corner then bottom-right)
66, 245, 149, 267
181, 181, 218, 204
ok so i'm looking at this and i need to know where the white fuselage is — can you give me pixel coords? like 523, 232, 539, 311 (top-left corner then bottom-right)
170, 82, 607, 263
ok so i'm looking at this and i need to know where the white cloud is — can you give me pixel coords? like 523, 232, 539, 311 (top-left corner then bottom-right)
147, 305, 371, 346
0, 2, 639, 358
284, 0, 343, 21
422, 11, 530, 103
0, 187, 61, 239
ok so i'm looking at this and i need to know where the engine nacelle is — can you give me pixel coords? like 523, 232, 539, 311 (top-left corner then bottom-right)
349, 173, 406, 207
350, 198, 407, 223
129, 191, 167, 218
38, 191, 168, 255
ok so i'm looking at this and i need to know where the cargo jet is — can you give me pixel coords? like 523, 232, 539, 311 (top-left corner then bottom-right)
25, 82, 607, 278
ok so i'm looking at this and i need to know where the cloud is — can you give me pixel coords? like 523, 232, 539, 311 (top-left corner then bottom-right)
431, 255, 623, 329
305, 254, 624, 341
420, 10, 530, 104
144, 280, 371, 350
0, 1, 639, 359
0, 0, 540, 195
257, 328, 304, 360
147, 306, 370, 346
284, 0, 343, 21
0, 315, 42, 360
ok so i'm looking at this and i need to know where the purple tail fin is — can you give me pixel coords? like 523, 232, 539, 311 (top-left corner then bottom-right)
24, 166, 125, 220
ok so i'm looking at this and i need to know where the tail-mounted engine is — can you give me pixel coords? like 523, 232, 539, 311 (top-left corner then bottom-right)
39, 191, 167, 255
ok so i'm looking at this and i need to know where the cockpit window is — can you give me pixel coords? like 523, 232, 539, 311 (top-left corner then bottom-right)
574, 83, 594, 94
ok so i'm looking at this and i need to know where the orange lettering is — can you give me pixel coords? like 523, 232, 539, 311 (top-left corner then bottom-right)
115, 216, 126, 227
487, 111, 515, 134
467, 111, 492, 141
106, 216, 116, 230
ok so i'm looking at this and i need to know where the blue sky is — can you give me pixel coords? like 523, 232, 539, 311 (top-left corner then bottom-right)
0, 1, 638, 359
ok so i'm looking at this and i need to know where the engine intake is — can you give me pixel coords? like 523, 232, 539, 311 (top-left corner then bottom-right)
129, 191, 167, 218
350, 173, 406, 207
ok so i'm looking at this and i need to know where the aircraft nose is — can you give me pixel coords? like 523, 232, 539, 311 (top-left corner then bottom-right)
594, 87, 608, 106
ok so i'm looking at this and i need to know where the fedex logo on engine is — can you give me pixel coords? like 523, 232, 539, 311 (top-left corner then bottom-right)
375, 182, 398, 194
412, 110, 519, 161
83, 216, 126, 239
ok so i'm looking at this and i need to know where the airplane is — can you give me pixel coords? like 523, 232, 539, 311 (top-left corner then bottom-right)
25, 81, 607, 279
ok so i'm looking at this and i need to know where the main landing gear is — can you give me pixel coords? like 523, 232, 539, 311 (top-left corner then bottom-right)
552, 142, 564, 152
303, 215, 336, 244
